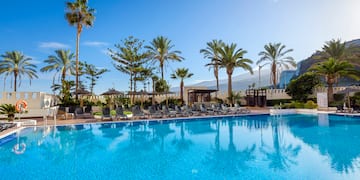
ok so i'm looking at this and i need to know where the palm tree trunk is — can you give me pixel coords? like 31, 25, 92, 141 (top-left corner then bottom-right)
75, 24, 81, 100
133, 75, 137, 104
130, 72, 133, 105
215, 65, 219, 98
160, 64, 164, 80
14, 73, 17, 92
271, 63, 277, 88
152, 79, 155, 105
328, 83, 334, 102
180, 80, 184, 105
227, 73, 232, 105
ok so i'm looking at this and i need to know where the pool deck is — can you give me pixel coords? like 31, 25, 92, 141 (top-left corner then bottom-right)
0, 107, 270, 137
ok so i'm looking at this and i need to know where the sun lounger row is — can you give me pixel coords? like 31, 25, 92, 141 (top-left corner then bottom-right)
0, 123, 16, 132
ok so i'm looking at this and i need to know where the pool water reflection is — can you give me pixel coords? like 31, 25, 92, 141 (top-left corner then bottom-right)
1, 114, 360, 179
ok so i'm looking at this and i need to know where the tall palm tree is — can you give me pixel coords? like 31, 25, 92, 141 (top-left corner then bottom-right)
145, 36, 184, 80
65, 0, 95, 99
0, 51, 38, 92
200, 40, 225, 96
41, 49, 75, 84
310, 57, 359, 102
257, 43, 296, 88
217, 43, 253, 104
170, 68, 194, 104
83, 62, 108, 94
151, 75, 159, 105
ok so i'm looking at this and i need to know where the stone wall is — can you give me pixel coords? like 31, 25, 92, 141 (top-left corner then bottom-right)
0, 92, 57, 109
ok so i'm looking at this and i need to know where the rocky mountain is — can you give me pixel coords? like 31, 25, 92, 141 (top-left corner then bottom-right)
297, 39, 360, 76
172, 38, 360, 92
172, 68, 272, 92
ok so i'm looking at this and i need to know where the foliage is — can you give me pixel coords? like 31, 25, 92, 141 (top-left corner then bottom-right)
82, 62, 108, 94
65, 0, 95, 98
227, 91, 242, 105
304, 100, 318, 109
171, 68, 194, 104
200, 40, 225, 92
266, 99, 293, 106
309, 57, 359, 102
55, 80, 79, 106
108, 36, 149, 99
0, 104, 17, 121
212, 97, 224, 104
0, 51, 38, 92
217, 43, 253, 104
159, 98, 182, 107
41, 49, 75, 85
281, 101, 304, 109
286, 73, 321, 102
280, 100, 317, 109
257, 43, 296, 88
145, 36, 184, 79
114, 97, 131, 106
155, 79, 169, 93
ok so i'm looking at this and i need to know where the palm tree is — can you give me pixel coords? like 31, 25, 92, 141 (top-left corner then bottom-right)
41, 49, 75, 84
151, 75, 159, 105
217, 43, 253, 104
322, 39, 347, 60
310, 57, 359, 102
83, 62, 108, 94
65, 0, 95, 99
0, 51, 38, 92
170, 68, 194, 104
257, 43, 296, 88
200, 40, 225, 97
145, 36, 184, 80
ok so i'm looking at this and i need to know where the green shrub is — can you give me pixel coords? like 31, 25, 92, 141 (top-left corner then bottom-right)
267, 99, 293, 106
124, 111, 132, 115
304, 100, 317, 109
110, 110, 116, 116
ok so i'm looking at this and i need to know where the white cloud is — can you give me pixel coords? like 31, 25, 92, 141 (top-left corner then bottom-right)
39, 42, 70, 49
83, 41, 109, 47
31, 60, 42, 64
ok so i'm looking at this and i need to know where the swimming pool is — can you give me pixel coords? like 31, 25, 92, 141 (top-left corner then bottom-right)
1, 114, 360, 179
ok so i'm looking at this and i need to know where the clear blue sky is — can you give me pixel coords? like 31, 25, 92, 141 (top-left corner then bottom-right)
1, 0, 359, 94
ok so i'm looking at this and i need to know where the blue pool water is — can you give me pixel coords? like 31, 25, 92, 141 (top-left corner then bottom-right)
1, 114, 360, 179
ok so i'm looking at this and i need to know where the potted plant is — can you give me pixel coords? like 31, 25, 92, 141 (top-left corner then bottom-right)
0, 104, 18, 121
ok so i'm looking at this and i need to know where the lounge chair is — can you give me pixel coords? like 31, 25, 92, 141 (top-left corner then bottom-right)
115, 106, 128, 120
199, 104, 214, 115
74, 107, 93, 119
175, 105, 190, 117
57, 107, 73, 120
84, 105, 92, 114
188, 104, 202, 116
162, 105, 177, 118
336, 105, 345, 113
0, 123, 16, 132
149, 106, 163, 118
132, 106, 147, 119
101, 107, 112, 121
234, 103, 251, 114
220, 104, 233, 115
